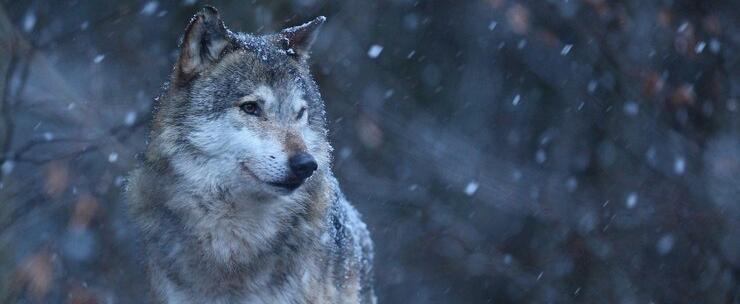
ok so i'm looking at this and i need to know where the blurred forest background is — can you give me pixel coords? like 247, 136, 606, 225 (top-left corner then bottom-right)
0, 0, 738, 303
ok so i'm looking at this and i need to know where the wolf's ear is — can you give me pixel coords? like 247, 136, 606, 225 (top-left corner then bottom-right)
176, 6, 231, 84
277, 16, 325, 60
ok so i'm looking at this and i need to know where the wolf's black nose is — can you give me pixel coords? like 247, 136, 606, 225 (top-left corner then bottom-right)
289, 152, 318, 180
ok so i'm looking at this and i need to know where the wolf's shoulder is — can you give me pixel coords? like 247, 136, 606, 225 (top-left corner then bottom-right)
324, 187, 376, 303
328, 196, 373, 258
125, 165, 181, 230
126, 166, 160, 211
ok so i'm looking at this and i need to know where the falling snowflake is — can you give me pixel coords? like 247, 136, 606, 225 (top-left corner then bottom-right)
124, 111, 137, 126
626, 192, 638, 209
535, 149, 546, 164
695, 41, 706, 54
673, 157, 685, 175
517, 39, 527, 49
23, 10, 36, 32
488, 21, 497, 31
623, 101, 639, 116
141, 1, 159, 16
367, 45, 383, 59
656, 234, 675, 255
115, 176, 126, 186
561, 44, 573, 55
464, 181, 479, 196
728, 99, 738, 112
339, 147, 352, 159
709, 38, 721, 53
677, 22, 689, 33
512, 94, 521, 106
384, 89, 395, 99
587, 80, 598, 93
1, 160, 15, 175
566, 177, 578, 192
108, 152, 119, 163
512, 169, 523, 181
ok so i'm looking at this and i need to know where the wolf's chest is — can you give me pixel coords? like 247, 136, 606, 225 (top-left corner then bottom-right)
189, 207, 314, 265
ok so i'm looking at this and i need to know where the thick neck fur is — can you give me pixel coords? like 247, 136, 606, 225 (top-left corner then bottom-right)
130, 153, 336, 301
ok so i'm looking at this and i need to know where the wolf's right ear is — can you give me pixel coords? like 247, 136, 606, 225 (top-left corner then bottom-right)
276, 16, 326, 61
175, 6, 231, 85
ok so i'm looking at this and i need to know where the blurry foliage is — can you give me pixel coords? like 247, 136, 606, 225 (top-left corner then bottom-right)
0, 0, 738, 303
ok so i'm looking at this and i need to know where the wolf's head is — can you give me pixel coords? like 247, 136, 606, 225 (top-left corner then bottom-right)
149, 7, 332, 197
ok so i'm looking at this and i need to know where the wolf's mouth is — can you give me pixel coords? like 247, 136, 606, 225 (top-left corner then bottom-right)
240, 162, 305, 192
267, 179, 304, 191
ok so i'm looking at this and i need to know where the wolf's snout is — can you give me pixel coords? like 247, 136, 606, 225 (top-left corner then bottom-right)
289, 152, 318, 180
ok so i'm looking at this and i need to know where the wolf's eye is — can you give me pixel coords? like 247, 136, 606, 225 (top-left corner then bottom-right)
240, 102, 262, 116
296, 107, 307, 120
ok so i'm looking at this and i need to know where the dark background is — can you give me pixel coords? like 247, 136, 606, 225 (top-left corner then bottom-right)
0, 0, 738, 303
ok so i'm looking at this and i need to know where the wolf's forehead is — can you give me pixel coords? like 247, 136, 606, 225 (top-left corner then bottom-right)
211, 49, 302, 87
231, 32, 272, 52
216, 43, 302, 82
251, 85, 306, 108
230, 32, 292, 66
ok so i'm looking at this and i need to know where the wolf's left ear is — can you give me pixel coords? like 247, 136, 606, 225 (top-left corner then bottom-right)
176, 6, 231, 84
276, 16, 326, 60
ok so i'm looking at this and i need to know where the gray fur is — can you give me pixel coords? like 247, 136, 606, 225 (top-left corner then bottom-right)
127, 7, 375, 304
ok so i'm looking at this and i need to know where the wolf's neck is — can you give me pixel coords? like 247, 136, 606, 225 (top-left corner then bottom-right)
175, 170, 333, 263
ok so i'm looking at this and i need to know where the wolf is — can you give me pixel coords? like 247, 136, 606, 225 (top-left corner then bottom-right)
127, 6, 375, 304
